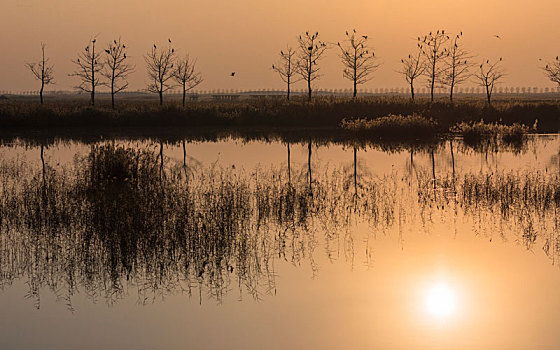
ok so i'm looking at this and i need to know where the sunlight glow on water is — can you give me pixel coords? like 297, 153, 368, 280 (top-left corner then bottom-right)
426, 283, 457, 318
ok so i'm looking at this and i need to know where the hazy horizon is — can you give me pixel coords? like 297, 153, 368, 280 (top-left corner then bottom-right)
2, 0, 560, 92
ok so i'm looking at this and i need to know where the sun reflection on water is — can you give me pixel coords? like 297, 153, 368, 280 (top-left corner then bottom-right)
426, 282, 458, 318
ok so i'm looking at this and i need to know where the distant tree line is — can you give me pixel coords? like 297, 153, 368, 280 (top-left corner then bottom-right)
21, 30, 560, 106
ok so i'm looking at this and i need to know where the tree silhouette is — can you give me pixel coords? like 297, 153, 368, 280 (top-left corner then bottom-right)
475, 58, 505, 105
399, 45, 425, 101
173, 54, 203, 108
71, 38, 103, 106
102, 38, 134, 109
442, 32, 473, 102
543, 57, 560, 93
145, 40, 176, 105
272, 47, 299, 100
25, 43, 54, 104
419, 30, 449, 102
296, 32, 328, 102
337, 30, 380, 98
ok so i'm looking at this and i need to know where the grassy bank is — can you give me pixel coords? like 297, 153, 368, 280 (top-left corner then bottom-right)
0, 96, 557, 134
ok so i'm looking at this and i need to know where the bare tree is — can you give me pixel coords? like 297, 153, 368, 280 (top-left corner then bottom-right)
543, 56, 560, 92
337, 30, 380, 98
443, 32, 473, 102
272, 47, 299, 100
474, 58, 505, 105
419, 30, 449, 102
399, 46, 426, 101
25, 43, 55, 104
102, 38, 134, 109
71, 38, 103, 106
173, 54, 203, 108
296, 32, 328, 102
145, 39, 176, 105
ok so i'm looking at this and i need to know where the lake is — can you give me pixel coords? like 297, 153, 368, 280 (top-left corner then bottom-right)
1, 135, 559, 349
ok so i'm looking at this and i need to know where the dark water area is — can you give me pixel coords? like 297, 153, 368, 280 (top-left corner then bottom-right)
1, 135, 560, 349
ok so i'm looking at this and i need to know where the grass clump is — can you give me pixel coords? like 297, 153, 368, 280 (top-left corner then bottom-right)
451, 120, 533, 146
341, 114, 439, 140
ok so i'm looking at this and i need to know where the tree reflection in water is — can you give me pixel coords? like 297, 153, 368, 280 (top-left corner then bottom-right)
0, 142, 559, 309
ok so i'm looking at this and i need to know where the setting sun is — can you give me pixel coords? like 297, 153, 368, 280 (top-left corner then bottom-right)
426, 283, 457, 318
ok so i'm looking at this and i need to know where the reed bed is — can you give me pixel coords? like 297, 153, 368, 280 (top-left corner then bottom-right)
0, 143, 559, 308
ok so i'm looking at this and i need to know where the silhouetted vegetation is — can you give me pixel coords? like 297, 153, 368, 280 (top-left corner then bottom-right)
102, 38, 134, 109
0, 97, 557, 137
1, 141, 559, 308
341, 114, 439, 140
145, 40, 176, 105
452, 120, 532, 148
70, 38, 103, 106
25, 43, 55, 105
337, 30, 380, 98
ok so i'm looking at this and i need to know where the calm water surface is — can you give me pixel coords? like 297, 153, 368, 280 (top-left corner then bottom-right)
1, 135, 559, 349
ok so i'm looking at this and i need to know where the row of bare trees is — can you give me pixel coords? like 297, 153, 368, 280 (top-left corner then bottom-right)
399, 30, 505, 104
272, 30, 508, 104
273, 30, 379, 101
26, 38, 202, 108
24, 33, 560, 106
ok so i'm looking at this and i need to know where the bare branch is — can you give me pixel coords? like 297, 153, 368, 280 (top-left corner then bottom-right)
145, 40, 176, 105
419, 30, 450, 102
173, 54, 203, 108
474, 57, 505, 105
338, 30, 380, 98
295, 31, 328, 102
272, 46, 300, 100
543, 57, 560, 90
102, 38, 135, 109
25, 42, 55, 104
398, 46, 426, 101
70, 38, 104, 105
442, 32, 474, 101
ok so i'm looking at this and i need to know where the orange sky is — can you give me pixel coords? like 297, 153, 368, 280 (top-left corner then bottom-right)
2, 0, 560, 92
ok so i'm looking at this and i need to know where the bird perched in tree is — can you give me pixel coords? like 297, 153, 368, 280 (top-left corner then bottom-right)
493, 35, 501, 39
362, 35, 368, 39
168, 38, 171, 43
231, 72, 235, 77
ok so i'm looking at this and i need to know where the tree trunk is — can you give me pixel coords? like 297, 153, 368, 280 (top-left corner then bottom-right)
182, 83, 186, 108
410, 81, 415, 101
307, 77, 312, 102
287, 78, 290, 101
39, 82, 44, 104
353, 79, 357, 98
159, 90, 163, 106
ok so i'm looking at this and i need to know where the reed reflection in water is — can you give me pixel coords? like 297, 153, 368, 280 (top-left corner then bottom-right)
0, 139, 559, 310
